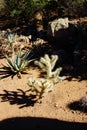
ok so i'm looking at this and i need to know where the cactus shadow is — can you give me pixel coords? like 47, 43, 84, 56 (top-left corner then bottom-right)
0, 67, 29, 79
0, 68, 15, 79
0, 89, 37, 108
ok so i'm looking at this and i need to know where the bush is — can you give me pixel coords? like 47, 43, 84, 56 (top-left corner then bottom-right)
58, 0, 87, 18
3, 0, 53, 25
2, 0, 87, 27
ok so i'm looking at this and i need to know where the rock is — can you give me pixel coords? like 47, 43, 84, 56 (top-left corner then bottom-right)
47, 17, 69, 37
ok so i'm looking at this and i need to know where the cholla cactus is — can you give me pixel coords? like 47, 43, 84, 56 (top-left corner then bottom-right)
32, 38, 46, 47
28, 77, 53, 98
34, 54, 65, 83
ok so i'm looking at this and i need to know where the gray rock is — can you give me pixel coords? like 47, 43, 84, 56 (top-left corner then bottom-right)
47, 18, 69, 37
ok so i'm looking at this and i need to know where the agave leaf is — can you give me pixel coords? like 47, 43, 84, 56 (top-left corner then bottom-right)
17, 57, 25, 69
27, 59, 35, 64
13, 62, 19, 71
16, 48, 21, 67
12, 45, 15, 61
20, 58, 34, 70
3, 62, 17, 73
20, 60, 28, 70
13, 48, 21, 70
4, 53, 19, 73
10, 67, 18, 73
4, 54, 16, 71
22, 50, 31, 61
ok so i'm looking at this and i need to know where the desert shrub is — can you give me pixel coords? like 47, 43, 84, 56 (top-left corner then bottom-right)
43, 0, 58, 21
57, 0, 87, 18
2, 0, 87, 29
3, 0, 53, 25
0, 0, 4, 11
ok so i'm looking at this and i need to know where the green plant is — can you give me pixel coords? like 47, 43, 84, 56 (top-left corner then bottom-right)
2, 47, 34, 78
7, 33, 17, 43
58, 0, 87, 18
7, 33, 18, 49
74, 22, 87, 33
4, 0, 53, 25
0, 0, 4, 11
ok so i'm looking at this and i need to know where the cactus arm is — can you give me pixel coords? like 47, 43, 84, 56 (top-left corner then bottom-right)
28, 77, 54, 99
34, 54, 65, 83
44, 54, 50, 62
51, 55, 58, 70
34, 60, 45, 69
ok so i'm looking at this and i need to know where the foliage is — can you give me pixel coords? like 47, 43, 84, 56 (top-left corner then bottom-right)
3, 0, 87, 26
58, 0, 87, 18
4, 0, 53, 25
0, 0, 4, 11
44, 0, 58, 21
73, 22, 87, 33
2, 48, 33, 78
7, 33, 18, 49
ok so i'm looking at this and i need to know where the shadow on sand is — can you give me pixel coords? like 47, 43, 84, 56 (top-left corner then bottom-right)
68, 99, 87, 113
0, 89, 38, 108
0, 117, 87, 130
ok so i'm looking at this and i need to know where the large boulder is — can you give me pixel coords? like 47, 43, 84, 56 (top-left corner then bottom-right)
47, 17, 71, 52
47, 17, 69, 37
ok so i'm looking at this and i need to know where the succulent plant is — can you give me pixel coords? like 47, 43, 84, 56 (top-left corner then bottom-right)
34, 54, 65, 83
7, 33, 17, 43
7, 33, 18, 49
28, 77, 53, 99
1, 47, 34, 78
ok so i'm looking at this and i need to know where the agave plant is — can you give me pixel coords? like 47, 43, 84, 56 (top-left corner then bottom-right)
2, 47, 34, 78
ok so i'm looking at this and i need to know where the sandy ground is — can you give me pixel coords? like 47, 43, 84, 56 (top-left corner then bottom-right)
0, 14, 87, 129
0, 57, 87, 128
